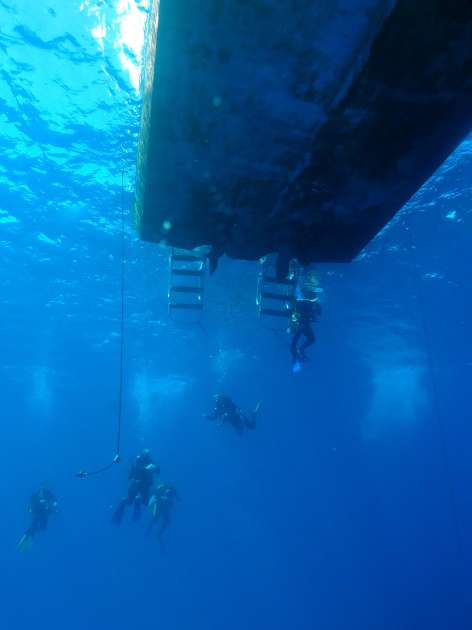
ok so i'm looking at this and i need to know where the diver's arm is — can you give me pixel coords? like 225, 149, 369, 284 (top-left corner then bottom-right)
146, 463, 160, 475
49, 493, 59, 512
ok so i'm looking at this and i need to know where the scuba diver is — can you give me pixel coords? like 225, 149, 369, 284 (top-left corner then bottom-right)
289, 271, 322, 372
111, 449, 159, 524
18, 483, 58, 552
206, 394, 260, 435
148, 482, 180, 543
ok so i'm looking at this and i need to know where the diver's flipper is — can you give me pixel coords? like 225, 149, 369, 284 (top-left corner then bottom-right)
17, 534, 33, 553
132, 501, 142, 522
246, 401, 261, 430
148, 497, 157, 518
292, 361, 303, 374
111, 502, 126, 525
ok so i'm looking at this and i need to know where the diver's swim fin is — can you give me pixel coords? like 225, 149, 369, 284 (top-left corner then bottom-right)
292, 361, 303, 374
17, 534, 33, 553
111, 502, 126, 525
245, 402, 261, 430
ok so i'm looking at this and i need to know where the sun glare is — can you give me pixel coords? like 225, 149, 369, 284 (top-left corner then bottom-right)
84, 0, 152, 94
116, 0, 150, 92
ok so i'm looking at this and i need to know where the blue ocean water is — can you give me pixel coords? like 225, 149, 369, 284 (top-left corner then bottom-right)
1, 2, 471, 629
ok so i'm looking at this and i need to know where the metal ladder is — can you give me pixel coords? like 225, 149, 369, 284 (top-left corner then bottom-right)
256, 258, 298, 330
168, 249, 206, 320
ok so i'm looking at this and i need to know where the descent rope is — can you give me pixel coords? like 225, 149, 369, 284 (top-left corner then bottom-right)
77, 171, 126, 478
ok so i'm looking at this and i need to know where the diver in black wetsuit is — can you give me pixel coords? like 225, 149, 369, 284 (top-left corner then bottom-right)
112, 449, 159, 524
18, 483, 58, 552
206, 394, 260, 435
288, 267, 323, 372
148, 482, 180, 542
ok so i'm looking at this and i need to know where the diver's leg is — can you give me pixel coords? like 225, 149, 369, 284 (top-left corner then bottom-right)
148, 512, 159, 533
132, 496, 143, 521
244, 409, 257, 430
157, 512, 170, 542
291, 330, 301, 359
299, 324, 315, 357
27, 515, 42, 537
38, 513, 48, 533
24, 524, 36, 539
142, 486, 151, 507
232, 412, 245, 435
111, 497, 130, 524
246, 416, 256, 430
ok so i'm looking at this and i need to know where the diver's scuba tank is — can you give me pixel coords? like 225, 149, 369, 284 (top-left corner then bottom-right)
299, 270, 323, 301
291, 270, 323, 321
